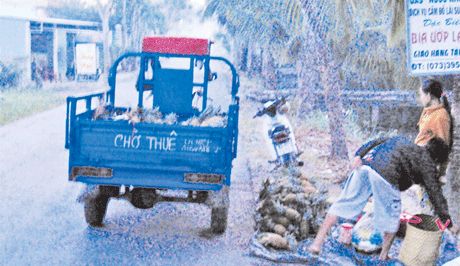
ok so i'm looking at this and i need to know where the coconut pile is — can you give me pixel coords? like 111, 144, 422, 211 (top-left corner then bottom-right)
92, 101, 227, 127
254, 167, 330, 251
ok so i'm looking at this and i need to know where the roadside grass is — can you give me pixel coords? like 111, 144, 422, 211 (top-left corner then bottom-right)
0, 88, 65, 126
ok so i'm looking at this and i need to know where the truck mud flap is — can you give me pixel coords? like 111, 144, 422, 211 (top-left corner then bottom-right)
204, 185, 229, 209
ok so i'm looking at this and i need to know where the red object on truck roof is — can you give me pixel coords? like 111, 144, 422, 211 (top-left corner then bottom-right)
142, 37, 210, 55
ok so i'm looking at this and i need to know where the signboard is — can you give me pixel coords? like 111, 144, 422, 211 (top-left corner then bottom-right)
405, 0, 460, 76
76, 43, 98, 75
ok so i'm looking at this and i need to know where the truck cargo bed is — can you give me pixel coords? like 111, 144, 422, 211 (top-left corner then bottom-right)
68, 117, 236, 190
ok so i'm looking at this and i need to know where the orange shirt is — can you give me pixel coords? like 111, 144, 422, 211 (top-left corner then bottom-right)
414, 103, 450, 146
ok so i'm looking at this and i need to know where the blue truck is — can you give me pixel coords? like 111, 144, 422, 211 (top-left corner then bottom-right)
65, 37, 239, 233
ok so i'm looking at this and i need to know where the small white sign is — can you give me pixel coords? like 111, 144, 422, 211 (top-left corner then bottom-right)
76, 43, 98, 75
405, 0, 460, 76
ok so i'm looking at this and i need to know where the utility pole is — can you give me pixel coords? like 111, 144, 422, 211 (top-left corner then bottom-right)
122, 0, 127, 53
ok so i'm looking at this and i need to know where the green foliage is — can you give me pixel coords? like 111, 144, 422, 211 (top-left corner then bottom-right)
45, 0, 100, 22
286, 97, 365, 139
0, 89, 64, 126
304, 0, 416, 91
206, 0, 417, 91
302, 110, 330, 132
214, 33, 232, 53
45, 0, 167, 53
0, 61, 23, 91
205, 0, 304, 65
109, 0, 167, 36
297, 109, 366, 139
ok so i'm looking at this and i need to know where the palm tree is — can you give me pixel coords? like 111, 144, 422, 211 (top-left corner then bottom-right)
205, 0, 351, 160
95, 0, 114, 82
204, 0, 305, 82
310, 0, 460, 228
204, 0, 412, 160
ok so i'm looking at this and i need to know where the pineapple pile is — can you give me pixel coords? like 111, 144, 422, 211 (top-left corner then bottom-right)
92, 102, 227, 128
255, 167, 329, 251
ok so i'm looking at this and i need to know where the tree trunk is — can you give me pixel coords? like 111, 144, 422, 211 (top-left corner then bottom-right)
240, 42, 248, 73
299, 0, 348, 161
97, 1, 113, 84
446, 74, 460, 226
262, 49, 276, 90
319, 52, 348, 161
102, 14, 111, 81
249, 43, 262, 76
122, 0, 127, 53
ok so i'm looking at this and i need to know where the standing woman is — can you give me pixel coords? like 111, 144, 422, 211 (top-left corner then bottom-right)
415, 79, 453, 151
414, 79, 454, 214
415, 79, 453, 172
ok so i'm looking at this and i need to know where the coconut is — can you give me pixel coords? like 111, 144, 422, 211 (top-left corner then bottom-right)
300, 220, 310, 239
282, 193, 297, 203
254, 166, 329, 247
274, 215, 291, 228
285, 208, 301, 223
274, 224, 287, 236
259, 233, 289, 250
303, 186, 318, 194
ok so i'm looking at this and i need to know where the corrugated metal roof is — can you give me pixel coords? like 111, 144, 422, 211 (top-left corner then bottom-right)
0, 14, 101, 28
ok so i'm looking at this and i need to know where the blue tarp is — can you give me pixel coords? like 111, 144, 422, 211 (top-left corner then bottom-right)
250, 226, 460, 265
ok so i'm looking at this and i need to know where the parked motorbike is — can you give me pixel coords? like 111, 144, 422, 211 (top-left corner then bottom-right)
253, 97, 303, 170
66, 65, 75, 81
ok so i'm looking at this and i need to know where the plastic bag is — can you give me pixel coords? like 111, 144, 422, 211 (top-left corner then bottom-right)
351, 211, 383, 253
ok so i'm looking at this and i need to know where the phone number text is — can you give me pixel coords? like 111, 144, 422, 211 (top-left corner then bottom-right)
412, 61, 460, 71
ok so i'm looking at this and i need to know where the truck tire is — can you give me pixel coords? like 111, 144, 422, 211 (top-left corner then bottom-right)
84, 187, 110, 227
211, 207, 228, 234
130, 188, 157, 209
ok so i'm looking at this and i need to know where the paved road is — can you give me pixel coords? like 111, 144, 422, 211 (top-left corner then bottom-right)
0, 75, 296, 266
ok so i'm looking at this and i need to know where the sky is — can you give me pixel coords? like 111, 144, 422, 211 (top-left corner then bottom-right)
189, 0, 205, 7
0, 0, 205, 8
0, 0, 48, 6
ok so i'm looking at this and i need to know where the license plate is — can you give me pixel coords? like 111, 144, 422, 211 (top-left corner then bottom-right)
275, 141, 294, 156
184, 173, 224, 184
70, 166, 113, 181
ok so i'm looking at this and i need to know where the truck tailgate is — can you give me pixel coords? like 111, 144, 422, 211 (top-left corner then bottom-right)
69, 120, 233, 190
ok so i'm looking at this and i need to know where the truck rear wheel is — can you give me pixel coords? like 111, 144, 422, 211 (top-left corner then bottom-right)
84, 186, 111, 227
130, 188, 158, 209
211, 207, 228, 234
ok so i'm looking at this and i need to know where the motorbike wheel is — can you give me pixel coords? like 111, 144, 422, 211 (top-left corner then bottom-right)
211, 207, 228, 234
66, 74, 75, 81
84, 187, 110, 227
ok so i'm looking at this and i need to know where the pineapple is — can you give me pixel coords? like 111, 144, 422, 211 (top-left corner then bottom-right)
143, 107, 163, 124
92, 96, 108, 120
163, 113, 178, 125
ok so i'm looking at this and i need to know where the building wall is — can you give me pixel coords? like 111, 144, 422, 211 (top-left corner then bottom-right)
0, 18, 28, 59
0, 16, 101, 84
0, 18, 31, 85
